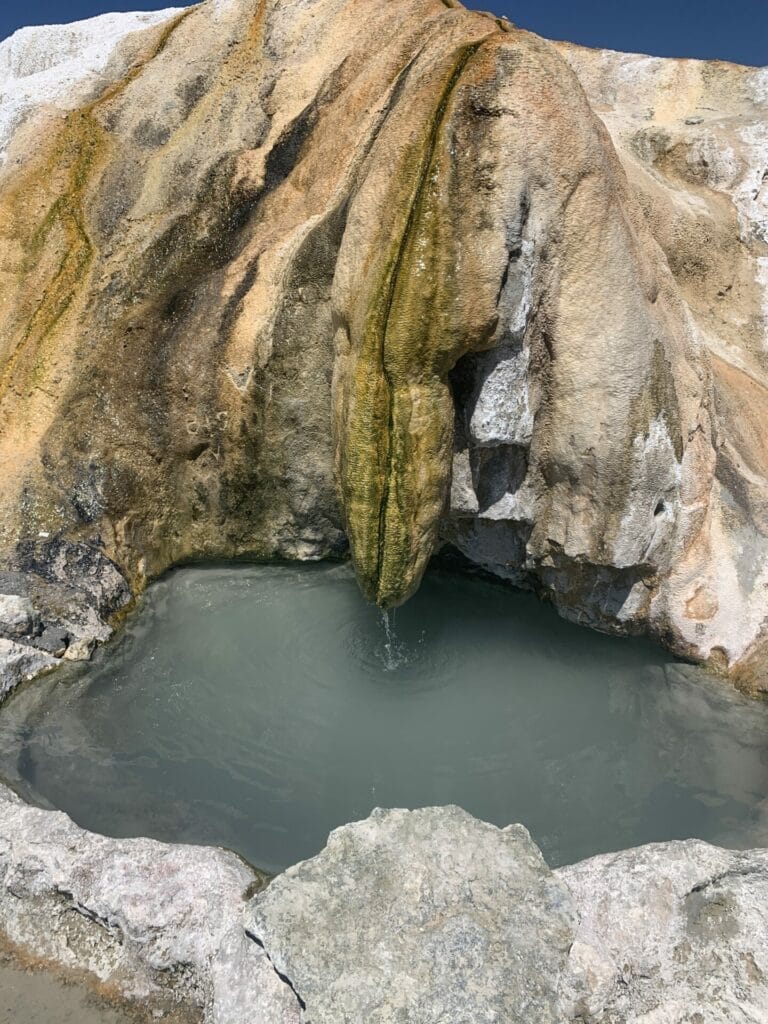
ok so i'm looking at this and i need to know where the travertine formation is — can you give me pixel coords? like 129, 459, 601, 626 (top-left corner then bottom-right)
0, 0, 766, 689
1, 10, 766, 1020
553, 45, 768, 686
0, 782, 297, 1023
2, 792, 767, 1023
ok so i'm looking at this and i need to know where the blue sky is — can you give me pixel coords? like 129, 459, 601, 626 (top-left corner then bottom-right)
1, 0, 766, 67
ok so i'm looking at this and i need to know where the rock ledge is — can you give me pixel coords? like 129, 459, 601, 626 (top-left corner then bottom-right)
1, 791, 767, 1023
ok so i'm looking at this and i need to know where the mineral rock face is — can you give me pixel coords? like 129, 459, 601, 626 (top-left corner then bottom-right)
0, 0, 766, 684
248, 805, 576, 1023
2, 791, 767, 1023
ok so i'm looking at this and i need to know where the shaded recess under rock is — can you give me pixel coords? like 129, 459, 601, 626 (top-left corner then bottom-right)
0, 0, 765, 691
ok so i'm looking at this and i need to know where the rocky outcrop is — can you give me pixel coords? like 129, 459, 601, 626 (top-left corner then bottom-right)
0, 0, 766, 687
2, 792, 767, 1023
249, 807, 768, 1023
551, 46, 768, 686
0, 782, 298, 1023
441, 43, 768, 683
248, 806, 575, 1022
560, 838, 768, 1022
0, 537, 131, 690
0, 8, 182, 162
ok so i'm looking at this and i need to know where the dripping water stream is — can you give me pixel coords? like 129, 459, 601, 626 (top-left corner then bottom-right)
0, 562, 766, 876
379, 608, 409, 671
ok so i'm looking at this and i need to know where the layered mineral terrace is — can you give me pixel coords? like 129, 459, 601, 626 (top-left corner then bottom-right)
1, 5, 767, 1022
0, 0, 766, 689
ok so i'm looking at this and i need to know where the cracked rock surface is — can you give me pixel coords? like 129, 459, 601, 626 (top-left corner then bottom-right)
247, 807, 768, 1023
0, 782, 298, 1024
247, 805, 576, 1023
4, 790, 766, 1024
560, 841, 768, 1023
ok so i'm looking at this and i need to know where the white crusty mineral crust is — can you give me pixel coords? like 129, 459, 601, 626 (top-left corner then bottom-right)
468, 345, 533, 448
0, 638, 57, 702
558, 841, 768, 1023
758, 255, 768, 347
0, 782, 299, 1024
0, 8, 181, 162
0, 595, 38, 638
2, 793, 768, 1023
612, 415, 681, 571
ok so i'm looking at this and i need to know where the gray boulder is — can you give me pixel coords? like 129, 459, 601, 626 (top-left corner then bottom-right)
248, 808, 768, 1023
247, 805, 577, 1023
0, 594, 38, 639
558, 841, 768, 1023
0, 638, 57, 702
0, 540, 132, 700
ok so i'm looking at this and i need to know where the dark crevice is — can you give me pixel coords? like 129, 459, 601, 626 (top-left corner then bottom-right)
503, 189, 529, 287
494, 261, 511, 311
245, 929, 307, 1011
219, 253, 262, 347
261, 56, 352, 196
542, 328, 555, 363
54, 886, 122, 940
261, 102, 319, 196
221, 48, 425, 354
686, 865, 765, 897
361, 45, 429, 165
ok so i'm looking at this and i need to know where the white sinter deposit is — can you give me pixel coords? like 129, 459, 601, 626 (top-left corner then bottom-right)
0, 8, 181, 162
2, 793, 767, 1024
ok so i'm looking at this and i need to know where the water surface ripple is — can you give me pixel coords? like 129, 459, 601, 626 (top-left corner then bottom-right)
0, 563, 766, 874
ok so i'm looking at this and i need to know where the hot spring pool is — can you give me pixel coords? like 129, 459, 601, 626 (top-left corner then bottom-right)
0, 563, 766, 874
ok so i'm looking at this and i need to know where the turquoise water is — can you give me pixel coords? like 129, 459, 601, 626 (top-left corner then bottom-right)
0, 563, 766, 874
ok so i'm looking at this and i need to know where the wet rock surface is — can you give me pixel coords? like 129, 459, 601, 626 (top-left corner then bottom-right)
0, 539, 131, 696
0, 640, 56, 702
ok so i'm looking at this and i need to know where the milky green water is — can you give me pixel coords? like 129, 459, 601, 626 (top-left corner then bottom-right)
1, 563, 766, 874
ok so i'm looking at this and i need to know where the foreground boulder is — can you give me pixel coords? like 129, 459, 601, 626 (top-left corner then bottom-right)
0, 0, 766, 686
561, 840, 768, 1022
249, 807, 768, 1023
2, 792, 767, 1023
0, 782, 298, 1022
247, 806, 575, 1023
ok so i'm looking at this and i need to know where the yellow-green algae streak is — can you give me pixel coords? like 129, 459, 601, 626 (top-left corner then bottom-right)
341, 41, 494, 608
0, 11, 191, 405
